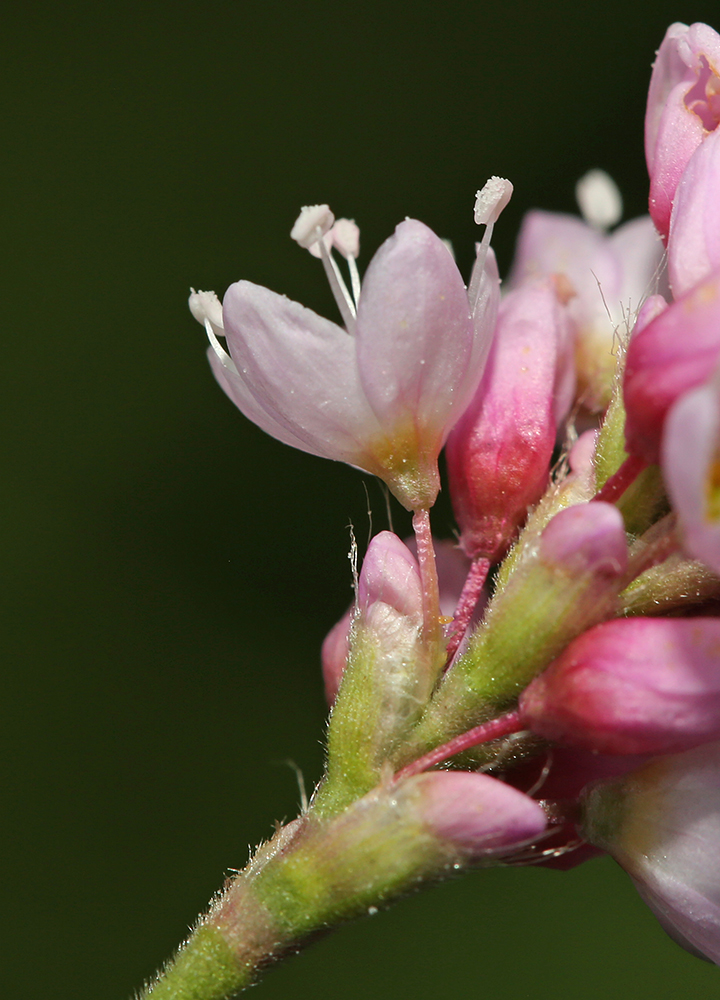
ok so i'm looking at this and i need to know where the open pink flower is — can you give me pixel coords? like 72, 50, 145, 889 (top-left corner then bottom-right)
507, 190, 663, 410
646, 22, 720, 241
196, 206, 502, 511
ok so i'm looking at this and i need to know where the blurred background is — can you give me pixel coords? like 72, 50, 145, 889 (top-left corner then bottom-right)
4, 1, 720, 996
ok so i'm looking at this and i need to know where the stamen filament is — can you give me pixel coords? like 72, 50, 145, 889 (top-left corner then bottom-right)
317, 237, 357, 333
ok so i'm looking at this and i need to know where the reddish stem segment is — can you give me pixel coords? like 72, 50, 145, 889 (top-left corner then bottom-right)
594, 454, 646, 504
444, 556, 491, 668
412, 508, 441, 646
396, 709, 524, 780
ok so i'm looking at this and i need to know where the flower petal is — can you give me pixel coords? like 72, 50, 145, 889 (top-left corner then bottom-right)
355, 219, 475, 444
222, 280, 384, 468
668, 127, 720, 296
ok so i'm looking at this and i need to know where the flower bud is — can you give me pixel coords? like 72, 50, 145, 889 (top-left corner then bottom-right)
646, 22, 720, 240
323, 533, 434, 797
418, 771, 547, 858
521, 618, 720, 754
538, 501, 627, 578
582, 743, 720, 964
446, 280, 565, 561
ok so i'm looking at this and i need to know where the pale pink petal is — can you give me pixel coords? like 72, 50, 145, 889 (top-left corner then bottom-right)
584, 743, 720, 964
355, 220, 475, 443
223, 280, 383, 467
610, 216, 667, 314
623, 267, 720, 463
207, 347, 322, 455
668, 127, 720, 296
662, 377, 720, 572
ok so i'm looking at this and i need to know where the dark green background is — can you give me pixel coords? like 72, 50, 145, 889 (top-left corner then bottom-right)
4, 2, 720, 997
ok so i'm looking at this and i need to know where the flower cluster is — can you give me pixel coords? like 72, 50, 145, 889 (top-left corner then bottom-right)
155, 18, 720, 998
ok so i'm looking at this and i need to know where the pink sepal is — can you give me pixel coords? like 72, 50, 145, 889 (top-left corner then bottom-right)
357, 531, 423, 623
321, 610, 352, 706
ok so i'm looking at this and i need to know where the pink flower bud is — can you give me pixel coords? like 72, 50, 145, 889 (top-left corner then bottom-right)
538, 502, 627, 578
446, 280, 565, 560
521, 618, 720, 754
582, 743, 720, 964
646, 22, 720, 241
668, 126, 720, 296
417, 771, 547, 858
623, 267, 720, 463
321, 537, 470, 705
357, 530, 424, 623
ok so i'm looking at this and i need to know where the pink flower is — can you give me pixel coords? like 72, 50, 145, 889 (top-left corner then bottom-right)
195, 207, 502, 511
582, 743, 720, 964
662, 368, 720, 573
445, 279, 568, 561
646, 22, 720, 241
507, 182, 663, 411
520, 618, 720, 755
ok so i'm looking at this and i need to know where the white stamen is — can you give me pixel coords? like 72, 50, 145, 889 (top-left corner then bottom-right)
470, 177, 513, 312
317, 236, 357, 332
575, 169, 623, 230
331, 219, 360, 259
474, 177, 513, 226
204, 319, 239, 376
307, 233, 334, 259
189, 289, 224, 333
290, 205, 335, 249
